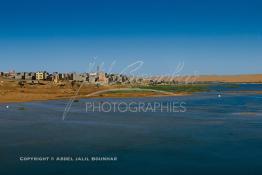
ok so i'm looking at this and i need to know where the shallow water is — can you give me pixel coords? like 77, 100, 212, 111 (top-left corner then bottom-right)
0, 90, 262, 175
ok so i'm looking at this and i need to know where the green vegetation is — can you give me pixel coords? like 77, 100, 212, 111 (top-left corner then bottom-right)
97, 84, 209, 96
137, 84, 209, 93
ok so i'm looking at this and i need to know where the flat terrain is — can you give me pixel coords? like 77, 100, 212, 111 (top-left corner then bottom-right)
1, 74, 262, 103
169, 74, 262, 83
0, 78, 183, 103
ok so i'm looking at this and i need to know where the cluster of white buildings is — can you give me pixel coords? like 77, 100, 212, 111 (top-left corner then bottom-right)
0, 70, 132, 85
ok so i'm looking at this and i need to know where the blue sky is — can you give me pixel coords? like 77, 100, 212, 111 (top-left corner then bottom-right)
0, 0, 261, 75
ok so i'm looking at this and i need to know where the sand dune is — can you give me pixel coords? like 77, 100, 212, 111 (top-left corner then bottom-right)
195, 74, 262, 83
155, 74, 262, 83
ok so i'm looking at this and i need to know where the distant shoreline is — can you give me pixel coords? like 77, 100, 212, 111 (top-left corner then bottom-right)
0, 78, 189, 103
1, 74, 262, 103
149, 74, 262, 83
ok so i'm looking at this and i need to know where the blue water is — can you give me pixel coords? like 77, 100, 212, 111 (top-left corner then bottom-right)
1, 90, 262, 175
208, 83, 262, 92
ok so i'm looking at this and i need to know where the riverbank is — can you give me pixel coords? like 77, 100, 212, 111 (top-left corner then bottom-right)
1, 76, 262, 103
0, 78, 189, 103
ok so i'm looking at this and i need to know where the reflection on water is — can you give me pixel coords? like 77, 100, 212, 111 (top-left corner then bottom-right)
0, 89, 262, 175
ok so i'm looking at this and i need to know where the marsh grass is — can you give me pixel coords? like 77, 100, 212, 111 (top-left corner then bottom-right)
137, 84, 209, 93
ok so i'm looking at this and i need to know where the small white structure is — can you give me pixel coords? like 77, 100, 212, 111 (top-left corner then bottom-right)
36, 71, 48, 80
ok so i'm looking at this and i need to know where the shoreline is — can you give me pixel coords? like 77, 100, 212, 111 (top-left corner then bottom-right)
1, 75, 262, 103
1, 88, 262, 104
0, 92, 189, 104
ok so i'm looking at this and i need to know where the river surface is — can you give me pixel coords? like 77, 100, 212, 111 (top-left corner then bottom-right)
0, 85, 262, 175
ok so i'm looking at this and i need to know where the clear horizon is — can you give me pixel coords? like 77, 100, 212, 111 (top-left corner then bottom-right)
0, 0, 261, 75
